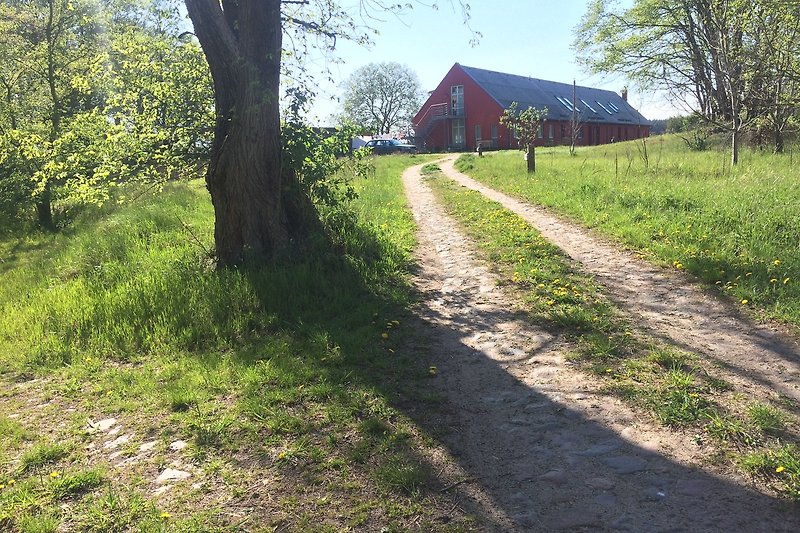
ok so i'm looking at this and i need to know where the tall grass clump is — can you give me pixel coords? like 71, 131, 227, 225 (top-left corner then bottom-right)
455, 136, 800, 328
0, 157, 420, 374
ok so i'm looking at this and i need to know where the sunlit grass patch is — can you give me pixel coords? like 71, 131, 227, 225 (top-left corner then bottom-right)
454, 138, 800, 329
740, 445, 800, 499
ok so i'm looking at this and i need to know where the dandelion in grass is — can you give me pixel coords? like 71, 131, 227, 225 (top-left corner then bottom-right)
160, 512, 172, 520
381, 333, 389, 340
771, 278, 778, 283
741, 299, 748, 305
774, 260, 781, 266
784, 278, 790, 285
776, 466, 786, 473
50, 470, 61, 478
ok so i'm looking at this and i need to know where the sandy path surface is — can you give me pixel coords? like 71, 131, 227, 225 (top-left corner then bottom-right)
437, 155, 800, 408
400, 160, 800, 531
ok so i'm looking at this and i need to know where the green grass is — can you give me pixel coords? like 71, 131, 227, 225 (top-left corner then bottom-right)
0, 154, 473, 530
455, 136, 800, 328
423, 163, 800, 499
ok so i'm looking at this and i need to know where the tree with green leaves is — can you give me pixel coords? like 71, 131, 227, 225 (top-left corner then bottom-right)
574, 0, 800, 165
0, 0, 111, 228
0, 0, 214, 229
500, 102, 548, 173
339, 62, 424, 135
183, 0, 475, 267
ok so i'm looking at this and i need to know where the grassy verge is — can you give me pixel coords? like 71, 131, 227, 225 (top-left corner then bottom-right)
422, 163, 800, 500
454, 136, 800, 330
0, 154, 474, 531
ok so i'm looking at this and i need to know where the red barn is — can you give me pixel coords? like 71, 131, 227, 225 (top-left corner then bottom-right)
413, 63, 651, 152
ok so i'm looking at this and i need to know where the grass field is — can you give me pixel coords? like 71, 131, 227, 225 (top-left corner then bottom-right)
454, 136, 800, 330
0, 154, 477, 531
3, 135, 800, 529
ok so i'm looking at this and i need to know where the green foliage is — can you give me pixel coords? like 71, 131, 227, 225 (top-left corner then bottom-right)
740, 445, 800, 499
453, 139, 800, 328
18, 443, 70, 474
748, 402, 788, 436
499, 102, 548, 171
282, 119, 369, 209
339, 62, 425, 135
0, 0, 213, 229
574, 0, 800, 159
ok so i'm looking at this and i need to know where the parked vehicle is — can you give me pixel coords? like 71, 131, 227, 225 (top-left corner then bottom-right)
362, 139, 418, 155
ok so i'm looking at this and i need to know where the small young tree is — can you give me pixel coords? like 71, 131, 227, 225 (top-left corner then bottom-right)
500, 102, 548, 173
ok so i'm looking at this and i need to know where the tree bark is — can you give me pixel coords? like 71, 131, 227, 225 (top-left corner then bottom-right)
526, 145, 535, 173
185, 0, 305, 266
36, 184, 54, 231
774, 128, 785, 154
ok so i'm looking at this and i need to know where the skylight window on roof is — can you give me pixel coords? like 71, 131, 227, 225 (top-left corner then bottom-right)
595, 101, 613, 115
608, 102, 620, 112
580, 99, 597, 113
555, 96, 573, 111
557, 96, 580, 112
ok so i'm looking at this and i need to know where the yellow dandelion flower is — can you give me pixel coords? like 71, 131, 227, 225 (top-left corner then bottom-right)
741, 299, 748, 305
774, 259, 781, 266
0, 484, 5, 490
771, 278, 778, 283
160, 512, 172, 520
50, 471, 61, 478
776, 466, 786, 473
7, 479, 14, 485
784, 278, 790, 285
381, 332, 389, 340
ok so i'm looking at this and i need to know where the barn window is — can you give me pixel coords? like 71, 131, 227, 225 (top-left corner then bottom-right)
451, 85, 464, 116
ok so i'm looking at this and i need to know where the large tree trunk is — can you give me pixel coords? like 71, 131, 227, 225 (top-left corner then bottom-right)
185, 0, 304, 266
36, 184, 54, 231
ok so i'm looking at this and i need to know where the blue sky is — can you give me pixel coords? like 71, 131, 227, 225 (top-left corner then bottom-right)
302, 0, 681, 125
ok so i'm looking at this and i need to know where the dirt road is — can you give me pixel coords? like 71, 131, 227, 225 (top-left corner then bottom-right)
401, 157, 800, 531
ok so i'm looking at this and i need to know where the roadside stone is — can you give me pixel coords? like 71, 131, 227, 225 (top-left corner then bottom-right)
642, 486, 667, 501
537, 470, 568, 485
169, 440, 188, 451
139, 441, 157, 452
152, 485, 172, 495
103, 434, 131, 450
89, 417, 117, 432
602, 455, 648, 475
586, 477, 615, 490
576, 442, 621, 456
155, 468, 191, 484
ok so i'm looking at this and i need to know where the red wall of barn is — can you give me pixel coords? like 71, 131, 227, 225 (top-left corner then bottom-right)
413, 64, 650, 152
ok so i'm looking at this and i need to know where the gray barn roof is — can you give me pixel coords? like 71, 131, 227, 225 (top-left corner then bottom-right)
460, 64, 651, 126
